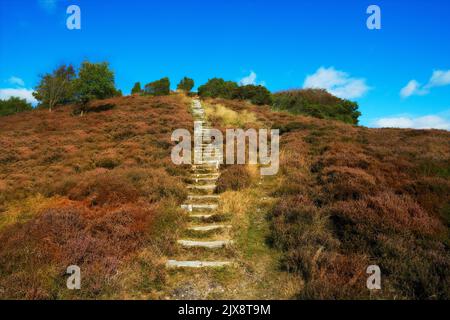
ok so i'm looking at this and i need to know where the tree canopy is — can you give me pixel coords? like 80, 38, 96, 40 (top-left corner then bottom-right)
177, 77, 194, 93
0, 97, 33, 117
144, 77, 170, 96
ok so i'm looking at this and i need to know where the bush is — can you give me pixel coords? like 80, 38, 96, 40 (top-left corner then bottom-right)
0, 97, 33, 116
215, 165, 252, 193
272, 89, 361, 124
233, 84, 272, 105
198, 78, 238, 99
144, 77, 170, 96
177, 77, 194, 93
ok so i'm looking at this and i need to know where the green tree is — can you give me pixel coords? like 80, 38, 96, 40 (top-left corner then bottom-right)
177, 77, 194, 93
144, 77, 170, 96
131, 82, 142, 95
198, 78, 238, 99
0, 97, 33, 117
75, 61, 117, 104
33, 64, 76, 111
233, 84, 272, 105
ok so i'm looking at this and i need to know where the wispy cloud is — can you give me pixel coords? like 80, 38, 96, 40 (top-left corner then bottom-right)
373, 114, 450, 130
400, 69, 450, 98
0, 88, 38, 105
7, 76, 25, 87
400, 80, 428, 98
303, 67, 370, 99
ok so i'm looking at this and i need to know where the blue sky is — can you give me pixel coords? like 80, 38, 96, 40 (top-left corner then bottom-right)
0, 0, 449, 129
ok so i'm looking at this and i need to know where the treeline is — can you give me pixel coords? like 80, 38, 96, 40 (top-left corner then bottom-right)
1, 63, 361, 124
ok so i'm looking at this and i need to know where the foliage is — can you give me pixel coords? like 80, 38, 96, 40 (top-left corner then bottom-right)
74, 62, 117, 104
177, 77, 194, 93
0, 97, 32, 117
272, 89, 361, 124
33, 65, 76, 111
144, 77, 170, 96
198, 78, 238, 99
233, 84, 272, 105
131, 82, 142, 95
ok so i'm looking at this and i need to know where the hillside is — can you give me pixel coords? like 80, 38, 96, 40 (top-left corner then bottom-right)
0, 95, 449, 299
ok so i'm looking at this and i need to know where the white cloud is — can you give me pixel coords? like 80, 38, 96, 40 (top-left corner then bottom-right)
427, 70, 450, 88
373, 114, 450, 130
239, 71, 258, 86
0, 88, 38, 105
400, 69, 450, 98
8, 76, 25, 87
303, 67, 370, 99
400, 80, 428, 98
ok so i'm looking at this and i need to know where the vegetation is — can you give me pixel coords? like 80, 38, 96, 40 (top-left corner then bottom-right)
0, 97, 32, 117
0, 95, 193, 299
272, 89, 361, 125
198, 78, 238, 99
177, 77, 194, 93
209, 98, 450, 299
233, 84, 272, 105
144, 77, 170, 96
33, 65, 76, 111
131, 82, 142, 95
75, 62, 118, 104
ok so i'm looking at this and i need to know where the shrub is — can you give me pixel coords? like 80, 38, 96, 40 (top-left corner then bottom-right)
198, 78, 238, 99
233, 84, 272, 105
177, 77, 194, 93
0, 97, 33, 116
272, 89, 361, 124
215, 165, 252, 193
144, 77, 170, 96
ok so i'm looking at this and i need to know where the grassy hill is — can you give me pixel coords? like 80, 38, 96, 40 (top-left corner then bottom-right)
0, 94, 449, 299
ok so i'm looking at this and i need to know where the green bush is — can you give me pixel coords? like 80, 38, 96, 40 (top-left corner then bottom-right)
144, 77, 170, 96
198, 78, 238, 99
272, 89, 361, 125
0, 97, 33, 117
233, 84, 272, 105
177, 77, 194, 93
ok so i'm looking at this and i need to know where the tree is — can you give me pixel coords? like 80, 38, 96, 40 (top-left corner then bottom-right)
0, 97, 33, 117
197, 78, 238, 99
75, 61, 117, 104
131, 82, 142, 95
233, 84, 272, 105
33, 65, 76, 111
144, 77, 170, 96
177, 77, 194, 93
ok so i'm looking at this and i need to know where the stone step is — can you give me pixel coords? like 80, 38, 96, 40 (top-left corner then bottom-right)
188, 177, 218, 182
166, 260, 232, 268
181, 204, 218, 211
187, 195, 220, 200
188, 224, 231, 231
189, 213, 214, 219
186, 184, 216, 190
177, 239, 233, 249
